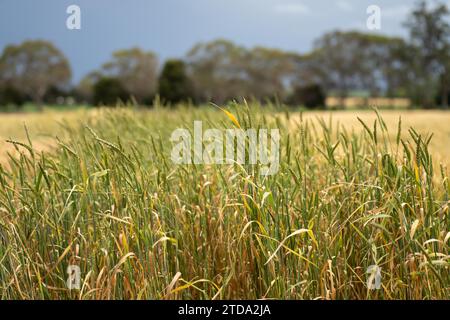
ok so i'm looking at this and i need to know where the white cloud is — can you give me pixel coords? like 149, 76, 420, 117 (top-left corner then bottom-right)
336, 0, 354, 12
274, 3, 310, 15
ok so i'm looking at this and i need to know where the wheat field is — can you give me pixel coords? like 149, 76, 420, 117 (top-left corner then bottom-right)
0, 106, 448, 299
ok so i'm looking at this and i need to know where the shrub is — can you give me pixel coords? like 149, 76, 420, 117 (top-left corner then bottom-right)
158, 59, 193, 105
0, 86, 26, 110
93, 77, 130, 106
287, 84, 326, 109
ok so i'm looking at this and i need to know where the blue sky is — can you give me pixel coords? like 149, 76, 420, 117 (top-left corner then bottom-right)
0, 0, 444, 83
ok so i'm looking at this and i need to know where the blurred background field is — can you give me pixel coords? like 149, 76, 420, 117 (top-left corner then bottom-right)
2, 108, 449, 166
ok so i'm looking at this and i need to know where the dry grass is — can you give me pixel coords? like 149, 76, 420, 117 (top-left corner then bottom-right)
295, 110, 450, 166
0, 109, 92, 165
0, 106, 448, 300
2, 109, 448, 165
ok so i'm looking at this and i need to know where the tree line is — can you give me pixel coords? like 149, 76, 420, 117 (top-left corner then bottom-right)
1, 1, 450, 110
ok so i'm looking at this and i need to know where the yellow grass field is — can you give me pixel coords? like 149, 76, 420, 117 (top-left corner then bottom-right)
1, 109, 449, 166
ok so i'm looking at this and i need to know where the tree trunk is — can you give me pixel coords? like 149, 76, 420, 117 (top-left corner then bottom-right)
34, 87, 46, 111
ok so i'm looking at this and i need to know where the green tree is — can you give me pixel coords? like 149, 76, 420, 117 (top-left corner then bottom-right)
187, 39, 299, 104
0, 40, 71, 108
309, 31, 409, 102
93, 77, 129, 106
187, 40, 248, 103
0, 86, 26, 110
404, 1, 450, 107
75, 71, 102, 104
158, 59, 192, 105
100, 48, 158, 104
287, 84, 325, 109
244, 47, 298, 101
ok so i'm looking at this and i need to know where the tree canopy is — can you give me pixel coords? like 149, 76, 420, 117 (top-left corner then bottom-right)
158, 59, 193, 105
0, 40, 71, 106
100, 48, 158, 103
